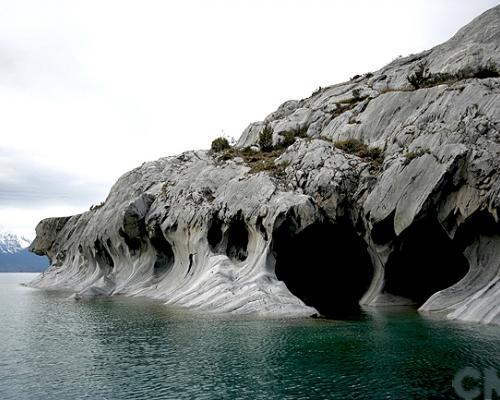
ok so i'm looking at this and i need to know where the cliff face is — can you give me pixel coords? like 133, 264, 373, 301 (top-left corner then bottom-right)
30, 6, 500, 324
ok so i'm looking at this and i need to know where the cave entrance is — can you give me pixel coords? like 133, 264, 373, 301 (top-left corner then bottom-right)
226, 213, 249, 262
207, 214, 224, 253
149, 226, 175, 277
94, 238, 114, 273
383, 218, 469, 306
272, 219, 373, 318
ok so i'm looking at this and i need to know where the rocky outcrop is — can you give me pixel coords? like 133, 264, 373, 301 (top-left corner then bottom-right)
30, 6, 500, 324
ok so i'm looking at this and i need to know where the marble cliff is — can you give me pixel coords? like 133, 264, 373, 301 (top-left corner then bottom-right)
30, 6, 500, 324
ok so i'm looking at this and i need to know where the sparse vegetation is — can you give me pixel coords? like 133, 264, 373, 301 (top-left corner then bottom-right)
259, 125, 274, 152
211, 137, 230, 152
214, 146, 287, 177
293, 125, 308, 139
159, 183, 169, 198
352, 88, 361, 99
334, 138, 384, 166
407, 60, 499, 89
329, 100, 362, 119
279, 130, 296, 148
407, 61, 430, 89
258, 124, 309, 152
403, 148, 430, 165
277, 125, 308, 149
312, 86, 322, 96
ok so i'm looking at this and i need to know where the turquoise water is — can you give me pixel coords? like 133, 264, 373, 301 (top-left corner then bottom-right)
0, 273, 499, 400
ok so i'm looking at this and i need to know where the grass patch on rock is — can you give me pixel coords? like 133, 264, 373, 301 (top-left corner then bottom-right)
334, 138, 384, 166
215, 147, 287, 178
403, 148, 430, 165
407, 60, 500, 89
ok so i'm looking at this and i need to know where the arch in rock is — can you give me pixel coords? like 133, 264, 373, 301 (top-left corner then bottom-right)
382, 218, 469, 306
149, 226, 175, 276
94, 238, 114, 272
226, 212, 249, 262
207, 214, 224, 252
271, 218, 373, 318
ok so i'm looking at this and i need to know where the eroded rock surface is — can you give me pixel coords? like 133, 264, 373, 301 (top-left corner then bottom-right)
30, 6, 500, 324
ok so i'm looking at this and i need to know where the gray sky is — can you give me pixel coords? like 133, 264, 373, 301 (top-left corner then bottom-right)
0, 0, 498, 237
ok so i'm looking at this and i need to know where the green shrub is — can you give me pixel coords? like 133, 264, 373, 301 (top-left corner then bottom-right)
277, 125, 308, 149
403, 148, 430, 165
293, 125, 308, 138
312, 86, 322, 96
407, 61, 430, 89
259, 125, 274, 152
407, 60, 499, 89
212, 146, 286, 178
473, 61, 500, 79
334, 138, 384, 165
211, 137, 230, 152
280, 131, 297, 148
352, 88, 361, 98
334, 138, 367, 154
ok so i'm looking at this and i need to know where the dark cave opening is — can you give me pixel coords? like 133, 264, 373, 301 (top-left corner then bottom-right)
207, 214, 224, 252
118, 228, 143, 255
454, 210, 499, 248
226, 213, 249, 262
94, 239, 114, 271
149, 226, 175, 276
272, 219, 373, 318
371, 211, 396, 245
383, 218, 469, 306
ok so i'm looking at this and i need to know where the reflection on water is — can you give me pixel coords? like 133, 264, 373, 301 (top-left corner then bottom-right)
0, 273, 499, 400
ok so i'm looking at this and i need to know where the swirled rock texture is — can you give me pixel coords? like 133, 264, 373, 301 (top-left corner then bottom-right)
30, 6, 500, 324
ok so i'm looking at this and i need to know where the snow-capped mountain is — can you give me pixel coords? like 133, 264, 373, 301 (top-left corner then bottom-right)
0, 231, 48, 272
0, 232, 32, 254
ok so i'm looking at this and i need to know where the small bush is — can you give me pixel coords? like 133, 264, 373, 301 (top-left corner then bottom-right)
362, 147, 384, 165
294, 125, 308, 138
407, 61, 430, 89
334, 139, 367, 154
407, 60, 499, 89
280, 131, 296, 148
211, 137, 230, 152
403, 149, 430, 165
213, 145, 286, 178
473, 61, 500, 79
277, 125, 308, 149
259, 125, 274, 152
312, 86, 322, 96
334, 139, 384, 165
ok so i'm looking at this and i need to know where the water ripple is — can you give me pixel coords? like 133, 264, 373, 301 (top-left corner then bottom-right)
0, 274, 499, 400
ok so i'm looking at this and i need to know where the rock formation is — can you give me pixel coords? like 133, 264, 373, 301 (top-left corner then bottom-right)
30, 6, 500, 324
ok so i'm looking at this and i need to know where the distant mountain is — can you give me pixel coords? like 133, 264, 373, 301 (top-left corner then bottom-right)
0, 232, 48, 272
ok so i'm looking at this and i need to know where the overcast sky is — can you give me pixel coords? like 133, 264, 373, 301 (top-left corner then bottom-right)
0, 0, 498, 238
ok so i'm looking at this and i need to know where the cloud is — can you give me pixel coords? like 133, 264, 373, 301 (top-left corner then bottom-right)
0, 0, 498, 238
0, 148, 109, 208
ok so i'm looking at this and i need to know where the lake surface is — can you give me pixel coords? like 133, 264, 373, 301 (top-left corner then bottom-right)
1, 273, 499, 400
